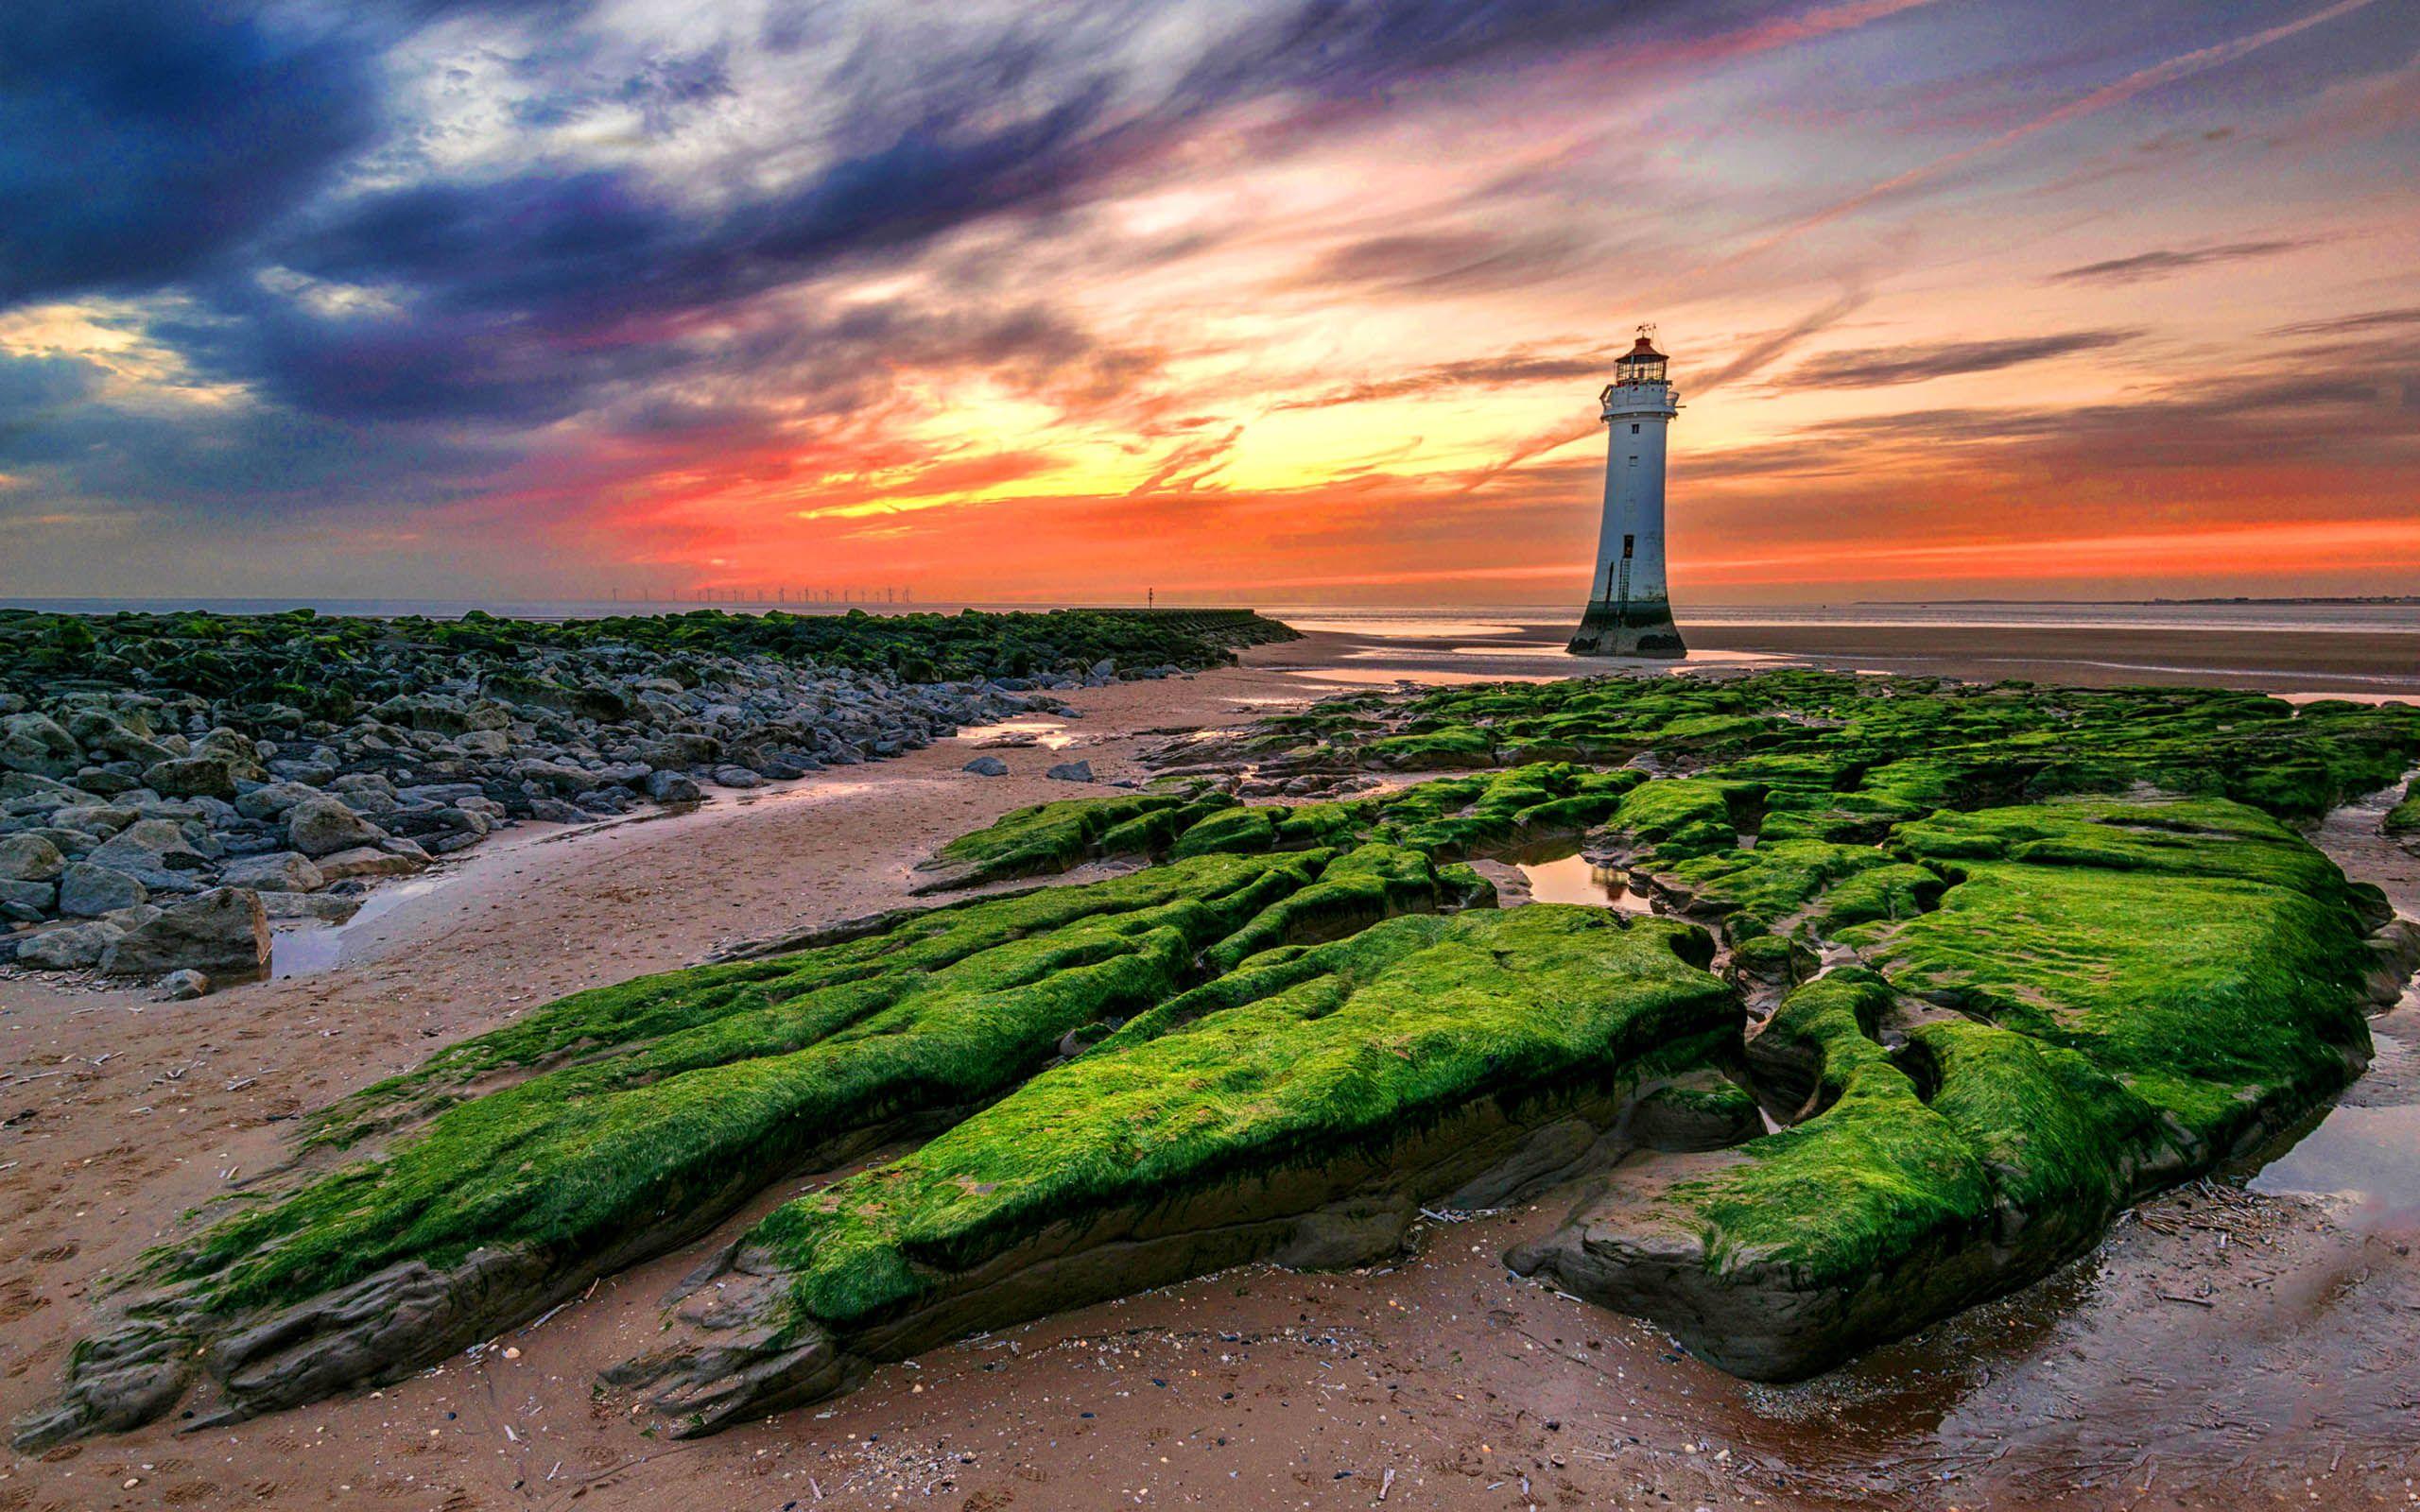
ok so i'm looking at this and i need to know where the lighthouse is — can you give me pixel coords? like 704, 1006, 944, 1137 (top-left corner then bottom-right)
1567, 330, 1685, 658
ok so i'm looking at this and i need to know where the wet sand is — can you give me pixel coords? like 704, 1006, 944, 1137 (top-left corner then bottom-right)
3, 627, 2417, 1511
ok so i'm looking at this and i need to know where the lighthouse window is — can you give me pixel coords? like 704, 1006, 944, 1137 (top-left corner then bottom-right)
1631, 423, 1639, 434
1629, 455, 1638, 467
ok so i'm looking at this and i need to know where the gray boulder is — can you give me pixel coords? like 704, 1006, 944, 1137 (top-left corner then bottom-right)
43, 805, 136, 838
15, 919, 125, 971
962, 756, 1010, 777
0, 878, 57, 912
645, 769, 702, 804
710, 765, 764, 789
287, 796, 386, 857
639, 733, 722, 768
219, 851, 326, 892
70, 767, 141, 797
98, 887, 269, 981
1, 770, 94, 811
162, 970, 211, 1001
234, 781, 324, 820
83, 819, 210, 891
0, 833, 66, 882
328, 773, 400, 813
513, 759, 601, 797
313, 845, 425, 882
142, 755, 240, 799
0, 713, 81, 779
63, 709, 171, 765
1045, 760, 1096, 783
59, 861, 146, 918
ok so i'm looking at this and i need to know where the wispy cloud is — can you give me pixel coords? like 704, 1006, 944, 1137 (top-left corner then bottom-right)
2048, 241, 2307, 285
1776, 329, 2136, 387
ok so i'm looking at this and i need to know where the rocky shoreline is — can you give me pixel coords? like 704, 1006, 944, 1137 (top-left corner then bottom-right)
0, 607, 1297, 994
25, 665, 2420, 1451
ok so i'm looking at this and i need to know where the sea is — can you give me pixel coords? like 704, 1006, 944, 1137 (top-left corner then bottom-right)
5, 597, 2415, 635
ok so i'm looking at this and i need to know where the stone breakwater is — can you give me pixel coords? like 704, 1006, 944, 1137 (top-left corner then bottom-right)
0, 606, 1298, 993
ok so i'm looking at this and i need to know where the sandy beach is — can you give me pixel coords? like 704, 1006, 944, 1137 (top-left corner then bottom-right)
5, 620, 2417, 1512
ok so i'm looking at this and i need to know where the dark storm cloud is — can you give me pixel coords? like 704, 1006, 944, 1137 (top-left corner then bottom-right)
2046, 239, 2307, 285
1776, 329, 2138, 388
0, 0, 381, 303
43, 0, 1735, 438
0, 352, 105, 418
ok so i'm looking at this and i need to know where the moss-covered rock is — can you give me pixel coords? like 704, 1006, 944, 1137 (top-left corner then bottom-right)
1511, 798, 2379, 1379
605, 905, 1737, 1434
16, 846, 1459, 1448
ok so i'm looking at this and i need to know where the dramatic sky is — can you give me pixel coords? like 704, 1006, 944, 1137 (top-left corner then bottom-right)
2, 0, 2415, 605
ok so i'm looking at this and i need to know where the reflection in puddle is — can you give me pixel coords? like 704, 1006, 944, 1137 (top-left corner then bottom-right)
270, 875, 444, 978
956, 718, 1076, 749
2251, 1102, 2420, 1215
1282, 618, 1527, 640
1516, 851, 1653, 912
1302, 667, 1560, 687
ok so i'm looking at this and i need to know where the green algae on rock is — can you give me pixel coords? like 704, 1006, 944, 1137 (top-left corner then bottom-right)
13, 846, 1459, 1448
916, 762, 1643, 888
606, 904, 1737, 1434
1509, 798, 2383, 1379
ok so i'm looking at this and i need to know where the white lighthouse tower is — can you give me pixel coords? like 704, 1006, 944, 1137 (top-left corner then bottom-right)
1568, 329, 1685, 658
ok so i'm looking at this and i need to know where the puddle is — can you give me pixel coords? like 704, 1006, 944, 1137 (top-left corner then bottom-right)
1515, 851, 1654, 912
2250, 1103, 2420, 1215
1300, 668, 1561, 687
1282, 618, 1527, 639
956, 718, 1077, 749
271, 875, 445, 977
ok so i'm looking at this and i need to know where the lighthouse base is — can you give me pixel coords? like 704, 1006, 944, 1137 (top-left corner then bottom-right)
1567, 598, 1686, 659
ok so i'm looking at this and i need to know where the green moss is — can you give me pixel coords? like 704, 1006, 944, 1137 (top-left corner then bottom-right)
1869, 799, 2371, 1151
1655, 839, 1909, 940
2386, 781, 2420, 836
1685, 971, 1992, 1280
732, 905, 1736, 1332
143, 848, 1457, 1322
1614, 777, 1749, 858
927, 785, 1235, 884
1631, 796, 2373, 1312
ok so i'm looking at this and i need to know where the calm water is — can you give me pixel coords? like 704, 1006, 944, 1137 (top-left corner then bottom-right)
7, 596, 2415, 635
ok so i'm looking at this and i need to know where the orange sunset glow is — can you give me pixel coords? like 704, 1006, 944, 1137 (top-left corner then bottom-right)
2, 0, 2414, 604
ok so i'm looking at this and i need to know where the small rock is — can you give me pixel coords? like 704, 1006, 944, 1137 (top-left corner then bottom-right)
161, 969, 210, 1000
962, 756, 1010, 777
710, 765, 764, 789
1045, 760, 1095, 783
